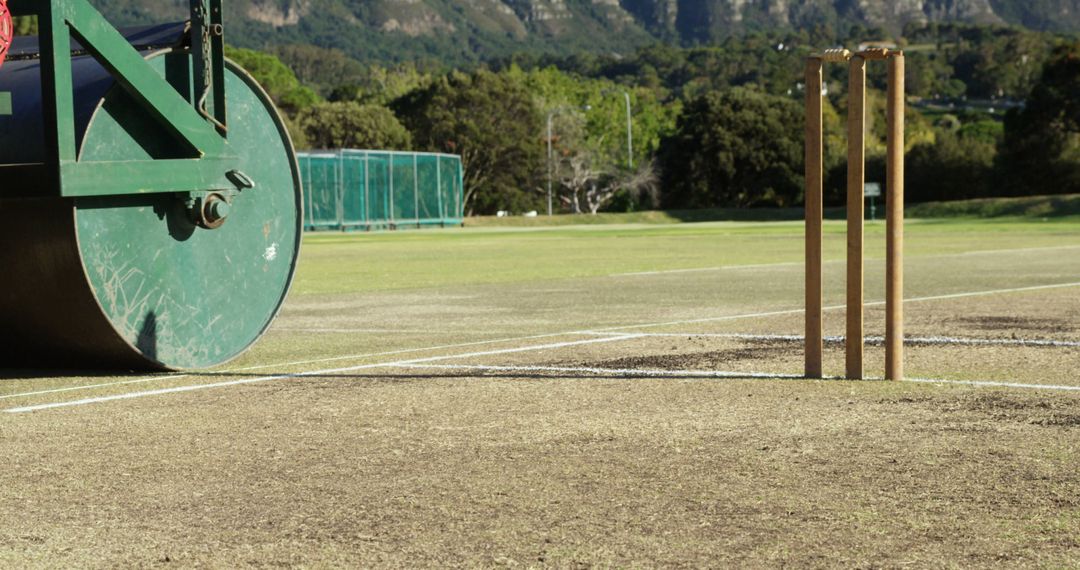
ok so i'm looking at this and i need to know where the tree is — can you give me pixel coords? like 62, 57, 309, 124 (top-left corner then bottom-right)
224, 47, 320, 114
394, 70, 543, 215
272, 44, 367, 97
13, 16, 38, 36
585, 161, 659, 214
1000, 42, 1080, 195
907, 130, 998, 202
329, 63, 434, 107
296, 102, 412, 150
509, 65, 679, 173
545, 108, 659, 214
658, 88, 803, 209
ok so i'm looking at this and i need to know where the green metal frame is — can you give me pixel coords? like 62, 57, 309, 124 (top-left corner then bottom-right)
4, 0, 239, 198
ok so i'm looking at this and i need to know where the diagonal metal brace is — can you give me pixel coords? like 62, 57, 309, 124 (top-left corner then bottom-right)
54, 0, 226, 156
4, 0, 238, 198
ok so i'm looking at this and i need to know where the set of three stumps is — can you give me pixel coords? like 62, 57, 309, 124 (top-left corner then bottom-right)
804, 48, 906, 381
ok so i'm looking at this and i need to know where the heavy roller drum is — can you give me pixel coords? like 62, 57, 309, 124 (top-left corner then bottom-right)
0, 2, 301, 370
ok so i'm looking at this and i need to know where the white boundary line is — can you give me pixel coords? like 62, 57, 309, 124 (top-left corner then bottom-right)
582, 331, 1080, 348
4, 335, 643, 413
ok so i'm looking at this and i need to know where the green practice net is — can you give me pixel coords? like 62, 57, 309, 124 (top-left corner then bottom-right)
297, 150, 464, 231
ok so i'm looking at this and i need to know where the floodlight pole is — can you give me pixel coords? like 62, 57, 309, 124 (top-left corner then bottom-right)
546, 112, 554, 216
622, 91, 633, 169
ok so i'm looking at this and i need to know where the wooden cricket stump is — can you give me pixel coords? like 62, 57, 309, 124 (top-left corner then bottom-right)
805, 49, 905, 380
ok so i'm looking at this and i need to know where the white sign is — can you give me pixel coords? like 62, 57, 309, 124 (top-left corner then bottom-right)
864, 182, 882, 198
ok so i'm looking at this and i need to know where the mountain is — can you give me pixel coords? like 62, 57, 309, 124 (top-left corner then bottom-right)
92, 0, 1080, 65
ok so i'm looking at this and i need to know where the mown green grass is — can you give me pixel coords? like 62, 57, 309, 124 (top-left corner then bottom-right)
463, 193, 1080, 228
907, 193, 1080, 218
295, 216, 1080, 295
462, 207, 808, 227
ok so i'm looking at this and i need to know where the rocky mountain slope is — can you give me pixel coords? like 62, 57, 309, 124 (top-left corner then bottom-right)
94, 0, 1080, 64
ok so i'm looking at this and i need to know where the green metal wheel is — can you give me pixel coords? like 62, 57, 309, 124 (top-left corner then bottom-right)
0, 50, 301, 370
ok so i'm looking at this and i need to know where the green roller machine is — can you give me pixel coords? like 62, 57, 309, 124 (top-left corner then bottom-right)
0, 0, 302, 370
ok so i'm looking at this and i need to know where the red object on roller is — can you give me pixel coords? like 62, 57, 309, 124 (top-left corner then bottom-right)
0, 0, 11, 69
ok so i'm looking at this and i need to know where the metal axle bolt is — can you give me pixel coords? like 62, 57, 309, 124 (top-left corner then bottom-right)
207, 199, 230, 223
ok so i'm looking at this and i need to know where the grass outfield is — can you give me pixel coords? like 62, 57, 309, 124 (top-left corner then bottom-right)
464, 193, 1080, 228
1, 216, 1079, 566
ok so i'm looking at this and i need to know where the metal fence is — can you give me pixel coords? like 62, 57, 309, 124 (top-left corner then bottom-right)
298, 150, 464, 231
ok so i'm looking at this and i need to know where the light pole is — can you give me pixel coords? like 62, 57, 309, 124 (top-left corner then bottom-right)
603, 89, 634, 169
546, 112, 555, 217
546, 105, 590, 216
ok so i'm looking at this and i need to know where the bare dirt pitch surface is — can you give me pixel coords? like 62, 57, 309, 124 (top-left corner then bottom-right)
1, 219, 1079, 567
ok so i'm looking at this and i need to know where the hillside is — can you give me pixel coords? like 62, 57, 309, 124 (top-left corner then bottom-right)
91, 0, 1080, 64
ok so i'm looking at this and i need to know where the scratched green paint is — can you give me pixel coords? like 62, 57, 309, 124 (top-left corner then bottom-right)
74, 54, 301, 369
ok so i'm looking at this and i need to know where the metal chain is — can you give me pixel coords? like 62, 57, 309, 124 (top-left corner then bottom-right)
193, 0, 226, 131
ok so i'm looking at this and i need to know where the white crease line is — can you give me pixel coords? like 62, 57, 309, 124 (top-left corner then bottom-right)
248, 329, 603, 369
897, 336, 1080, 348
0, 374, 191, 401
7, 281, 1080, 403
273, 328, 456, 334
394, 363, 804, 380
905, 377, 1080, 392
581, 331, 1080, 348
594, 281, 1080, 332
4, 335, 642, 413
581, 331, 808, 340
372, 364, 1080, 393
610, 245, 1080, 277
898, 281, 1080, 303
596, 308, 811, 331
271, 328, 526, 335
0, 330, 604, 401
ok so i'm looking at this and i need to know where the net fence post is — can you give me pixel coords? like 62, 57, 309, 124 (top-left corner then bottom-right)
437, 155, 444, 226
363, 152, 370, 230
336, 150, 344, 230
413, 152, 420, 228
303, 154, 313, 231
